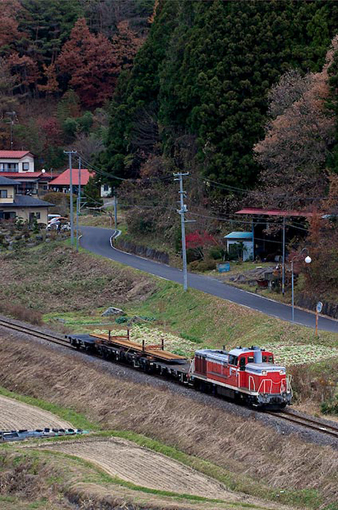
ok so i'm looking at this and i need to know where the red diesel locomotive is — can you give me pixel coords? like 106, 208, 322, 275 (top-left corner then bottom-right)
190, 345, 292, 408
68, 330, 292, 409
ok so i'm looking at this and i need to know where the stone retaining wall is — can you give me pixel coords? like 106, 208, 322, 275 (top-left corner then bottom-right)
296, 294, 338, 319
115, 238, 170, 265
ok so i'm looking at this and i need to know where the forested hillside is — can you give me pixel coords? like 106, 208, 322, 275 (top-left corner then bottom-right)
0, 0, 154, 168
3, 0, 338, 193
102, 0, 338, 190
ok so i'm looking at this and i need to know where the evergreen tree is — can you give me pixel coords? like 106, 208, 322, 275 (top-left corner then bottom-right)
17, 0, 83, 66
83, 175, 103, 207
103, 0, 338, 188
99, 0, 180, 181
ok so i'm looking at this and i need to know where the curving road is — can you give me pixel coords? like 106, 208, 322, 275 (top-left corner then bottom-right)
80, 226, 338, 333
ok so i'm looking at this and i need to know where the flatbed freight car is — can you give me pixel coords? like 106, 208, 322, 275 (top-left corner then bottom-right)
67, 332, 190, 382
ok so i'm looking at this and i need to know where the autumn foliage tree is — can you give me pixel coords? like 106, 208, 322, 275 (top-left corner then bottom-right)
301, 211, 338, 300
0, 0, 22, 52
252, 37, 338, 209
55, 18, 119, 107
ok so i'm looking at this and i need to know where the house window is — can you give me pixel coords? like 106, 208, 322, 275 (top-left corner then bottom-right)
22, 162, 29, 171
103, 184, 109, 191
35, 212, 40, 219
0, 190, 8, 198
0, 163, 18, 172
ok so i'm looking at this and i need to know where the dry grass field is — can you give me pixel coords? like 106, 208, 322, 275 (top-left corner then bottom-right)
0, 333, 337, 510
0, 395, 72, 430
37, 437, 234, 500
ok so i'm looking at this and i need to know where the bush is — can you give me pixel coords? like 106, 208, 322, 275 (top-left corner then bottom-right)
43, 192, 70, 216
0, 301, 42, 325
115, 316, 128, 324
186, 247, 203, 263
126, 209, 155, 235
189, 259, 216, 272
209, 246, 225, 260
321, 396, 338, 415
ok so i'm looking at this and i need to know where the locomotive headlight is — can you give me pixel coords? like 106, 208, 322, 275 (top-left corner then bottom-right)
280, 370, 285, 375
261, 370, 267, 376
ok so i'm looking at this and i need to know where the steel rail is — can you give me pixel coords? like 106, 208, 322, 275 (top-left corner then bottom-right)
1, 316, 338, 441
0, 319, 69, 348
266, 410, 338, 439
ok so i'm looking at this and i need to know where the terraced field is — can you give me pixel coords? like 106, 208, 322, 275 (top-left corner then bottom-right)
0, 395, 72, 430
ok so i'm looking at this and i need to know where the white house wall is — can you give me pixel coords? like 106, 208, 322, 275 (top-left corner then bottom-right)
0, 155, 35, 173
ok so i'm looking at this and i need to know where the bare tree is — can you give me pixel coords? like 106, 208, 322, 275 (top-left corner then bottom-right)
72, 132, 104, 163
252, 37, 338, 209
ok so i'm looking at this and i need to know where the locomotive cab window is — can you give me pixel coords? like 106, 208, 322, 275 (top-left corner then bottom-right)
239, 357, 246, 370
228, 355, 238, 366
262, 355, 274, 363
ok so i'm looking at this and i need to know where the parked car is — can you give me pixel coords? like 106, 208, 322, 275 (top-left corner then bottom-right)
47, 214, 61, 223
46, 217, 70, 231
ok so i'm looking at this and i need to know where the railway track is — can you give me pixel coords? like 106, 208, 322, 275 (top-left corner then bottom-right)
266, 410, 338, 439
1, 316, 338, 442
0, 318, 69, 348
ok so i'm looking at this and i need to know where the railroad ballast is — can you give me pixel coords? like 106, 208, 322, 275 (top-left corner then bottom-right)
67, 331, 292, 409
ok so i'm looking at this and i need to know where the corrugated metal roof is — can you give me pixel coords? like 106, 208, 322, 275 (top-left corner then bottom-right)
50, 169, 93, 186
224, 231, 253, 240
236, 207, 314, 217
0, 151, 32, 159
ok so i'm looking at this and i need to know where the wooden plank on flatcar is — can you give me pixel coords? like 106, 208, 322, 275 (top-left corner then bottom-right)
91, 333, 187, 362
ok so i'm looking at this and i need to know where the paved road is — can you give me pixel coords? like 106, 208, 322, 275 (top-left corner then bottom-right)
80, 226, 338, 333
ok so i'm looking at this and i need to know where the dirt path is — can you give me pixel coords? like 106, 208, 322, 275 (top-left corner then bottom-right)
0, 395, 72, 430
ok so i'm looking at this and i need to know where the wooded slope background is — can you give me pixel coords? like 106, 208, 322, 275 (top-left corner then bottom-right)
2, 0, 338, 206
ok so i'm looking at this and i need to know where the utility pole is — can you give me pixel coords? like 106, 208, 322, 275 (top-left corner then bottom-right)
64, 150, 77, 248
6, 111, 16, 149
282, 217, 286, 295
174, 172, 191, 291
113, 187, 118, 230
76, 156, 81, 252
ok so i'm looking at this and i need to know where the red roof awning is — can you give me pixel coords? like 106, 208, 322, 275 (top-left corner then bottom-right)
236, 208, 314, 218
0, 172, 52, 179
49, 168, 93, 186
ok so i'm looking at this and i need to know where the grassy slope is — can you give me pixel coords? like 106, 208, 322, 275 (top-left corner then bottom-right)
0, 241, 338, 508
1, 240, 338, 402
1, 240, 336, 349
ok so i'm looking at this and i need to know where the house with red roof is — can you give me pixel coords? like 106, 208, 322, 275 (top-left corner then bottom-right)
0, 150, 35, 172
0, 150, 52, 195
49, 168, 93, 193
